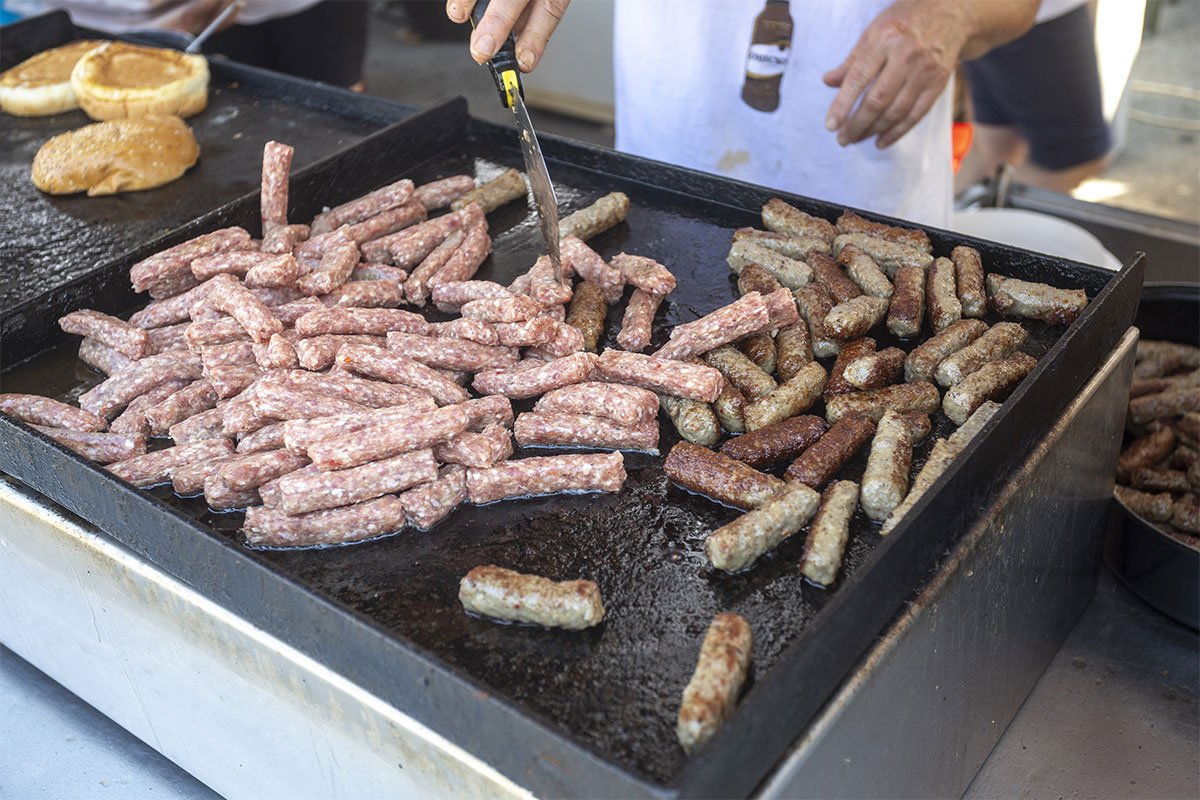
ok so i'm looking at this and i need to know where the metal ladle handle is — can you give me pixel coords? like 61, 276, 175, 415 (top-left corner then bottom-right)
185, 0, 245, 54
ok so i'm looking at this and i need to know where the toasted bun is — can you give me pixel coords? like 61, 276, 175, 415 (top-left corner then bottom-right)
71, 41, 209, 121
32, 115, 200, 197
0, 40, 106, 117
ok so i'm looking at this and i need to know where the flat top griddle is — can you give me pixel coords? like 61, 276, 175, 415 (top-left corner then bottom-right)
0, 99, 1143, 797
0, 12, 411, 311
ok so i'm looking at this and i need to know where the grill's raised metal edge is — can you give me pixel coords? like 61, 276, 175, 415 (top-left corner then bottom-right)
0, 95, 1145, 796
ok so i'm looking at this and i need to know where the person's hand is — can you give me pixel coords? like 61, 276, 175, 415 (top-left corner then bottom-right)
823, 1, 974, 150
446, 0, 570, 73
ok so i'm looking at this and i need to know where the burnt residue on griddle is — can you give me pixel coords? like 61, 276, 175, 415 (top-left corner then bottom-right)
0, 138, 1090, 783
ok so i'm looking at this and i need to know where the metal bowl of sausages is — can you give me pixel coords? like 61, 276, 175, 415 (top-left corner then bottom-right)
1104, 282, 1199, 630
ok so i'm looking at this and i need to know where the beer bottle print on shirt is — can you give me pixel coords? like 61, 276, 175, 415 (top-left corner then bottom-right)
742, 0, 793, 112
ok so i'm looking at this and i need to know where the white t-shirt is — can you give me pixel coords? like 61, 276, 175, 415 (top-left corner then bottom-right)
613, 0, 954, 227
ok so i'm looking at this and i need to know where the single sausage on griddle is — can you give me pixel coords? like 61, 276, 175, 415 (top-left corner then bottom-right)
785, 414, 876, 488
800, 480, 860, 586
950, 245, 987, 318
733, 228, 830, 262
665, 441, 784, 509
808, 251, 862, 305
1172, 493, 1200, 534
80, 337, 133, 376
244, 495, 408, 548
243, 254, 300, 288
706, 482, 821, 572
825, 338, 876, 398
236, 421, 287, 454
399, 465, 467, 530
676, 613, 753, 756
597, 349, 722, 402
189, 251, 270, 281
719, 414, 828, 470
845, 347, 905, 390
762, 198, 836, 242
535, 382, 658, 426
273, 449, 437, 515
142, 380, 218, 434
712, 376, 748, 435
835, 210, 931, 252
59, 309, 150, 359
217, 448, 309, 494
901, 411, 933, 442
775, 322, 813, 381
567, 281, 609, 353
109, 379, 189, 436
413, 174, 475, 210
703, 345, 777, 401
986, 274, 1088, 325
0, 394, 107, 432
404, 229, 465, 306
793, 283, 840, 358
250, 381, 367, 422
107, 437, 233, 488
206, 365, 261, 401
434, 423, 514, 467
1113, 485, 1174, 523
260, 140, 293, 234
451, 169, 526, 213
560, 237, 625, 303
825, 295, 888, 342
904, 318, 989, 383
526, 254, 574, 307
558, 192, 630, 241
386, 331, 518, 372
1130, 467, 1191, 494
430, 316, 500, 346
609, 253, 677, 297
130, 227, 251, 296
616, 288, 663, 352
726, 238, 812, 290
837, 243, 893, 299
311, 178, 415, 236
200, 340, 256, 370
926, 257, 962, 332
466, 452, 626, 504
859, 409, 914, 522
80, 352, 204, 419
336, 343, 466, 405
146, 321, 188, 356
832, 233, 933, 277
943, 353, 1037, 425
461, 293, 542, 323
737, 262, 784, 296
472, 352, 599, 400
886, 264, 926, 339
432, 280, 511, 313
826, 381, 941, 424
297, 307, 428, 338
460, 565, 606, 630
207, 280, 284, 343
739, 333, 777, 376
935, 321, 1028, 387
516, 410, 658, 452
306, 403, 469, 471
281, 400, 440, 455
31, 426, 146, 464
169, 406, 226, 444
493, 316, 556, 348
429, 224, 491, 287
261, 223, 309, 256
1129, 387, 1200, 425
661, 394, 723, 446
1138, 340, 1200, 369
743, 361, 827, 431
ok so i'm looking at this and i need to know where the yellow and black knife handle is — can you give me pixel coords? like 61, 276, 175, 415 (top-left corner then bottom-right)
470, 0, 524, 109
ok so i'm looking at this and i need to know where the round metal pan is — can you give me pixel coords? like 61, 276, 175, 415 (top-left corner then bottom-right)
1104, 282, 1199, 630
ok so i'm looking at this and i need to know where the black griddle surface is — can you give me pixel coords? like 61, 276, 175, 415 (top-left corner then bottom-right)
0, 20, 407, 311
0, 140, 1080, 783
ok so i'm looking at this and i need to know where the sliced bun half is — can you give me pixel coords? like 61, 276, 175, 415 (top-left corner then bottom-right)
0, 40, 106, 117
71, 41, 209, 121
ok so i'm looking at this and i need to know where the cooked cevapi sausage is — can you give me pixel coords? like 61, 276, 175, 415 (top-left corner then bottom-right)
706, 482, 821, 572
676, 613, 753, 755
459, 565, 607, 630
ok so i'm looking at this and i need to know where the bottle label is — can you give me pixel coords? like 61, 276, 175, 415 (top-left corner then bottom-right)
745, 43, 789, 79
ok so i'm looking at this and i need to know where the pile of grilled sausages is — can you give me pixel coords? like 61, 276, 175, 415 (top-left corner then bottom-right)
1114, 339, 1200, 535
0, 139, 1096, 756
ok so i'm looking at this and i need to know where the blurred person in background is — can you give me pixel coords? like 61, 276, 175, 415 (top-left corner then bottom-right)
448, 0, 1040, 227
955, 0, 1112, 194
4, 0, 368, 89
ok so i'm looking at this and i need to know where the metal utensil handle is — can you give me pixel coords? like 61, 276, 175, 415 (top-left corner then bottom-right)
469, 0, 524, 108
185, 0, 245, 54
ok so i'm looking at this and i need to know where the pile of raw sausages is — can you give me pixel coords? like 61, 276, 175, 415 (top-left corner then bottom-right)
1113, 339, 1200, 535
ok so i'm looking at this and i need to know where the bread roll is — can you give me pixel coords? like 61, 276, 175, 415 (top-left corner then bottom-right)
70, 41, 208, 121
0, 40, 104, 117
32, 115, 200, 196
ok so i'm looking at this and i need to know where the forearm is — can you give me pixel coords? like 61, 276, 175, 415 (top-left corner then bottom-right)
959, 0, 1039, 60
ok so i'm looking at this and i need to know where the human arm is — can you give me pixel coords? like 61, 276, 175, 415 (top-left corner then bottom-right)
824, 0, 1038, 149
446, 0, 570, 73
